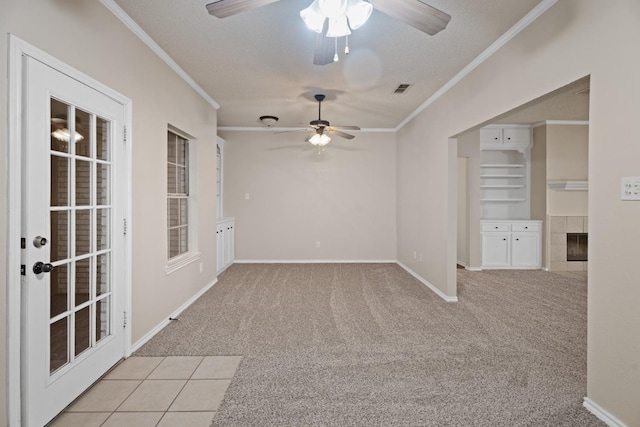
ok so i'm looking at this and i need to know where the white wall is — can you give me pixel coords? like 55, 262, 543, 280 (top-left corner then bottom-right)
397, 0, 640, 423
220, 130, 397, 261
1, 1, 219, 424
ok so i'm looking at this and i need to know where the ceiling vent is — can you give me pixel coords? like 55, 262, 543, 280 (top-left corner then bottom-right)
393, 83, 413, 94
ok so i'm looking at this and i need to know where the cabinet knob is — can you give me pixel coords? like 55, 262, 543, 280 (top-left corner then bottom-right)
524, 226, 528, 229
494, 226, 498, 229
516, 238, 520, 241
503, 238, 507, 241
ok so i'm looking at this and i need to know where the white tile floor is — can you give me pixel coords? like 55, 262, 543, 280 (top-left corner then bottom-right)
48, 356, 242, 427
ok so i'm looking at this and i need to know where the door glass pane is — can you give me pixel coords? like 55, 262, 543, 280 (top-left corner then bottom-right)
96, 117, 110, 161
51, 155, 69, 207
96, 253, 110, 296
75, 108, 91, 158
50, 264, 69, 318
96, 208, 110, 251
75, 258, 91, 306
96, 296, 110, 343
74, 306, 91, 356
96, 163, 110, 205
50, 317, 69, 374
75, 159, 91, 206
50, 211, 69, 262
75, 209, 91, 256
50, 98, 70, 153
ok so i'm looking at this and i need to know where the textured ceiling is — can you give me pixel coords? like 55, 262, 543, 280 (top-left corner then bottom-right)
111, 0, 574, 129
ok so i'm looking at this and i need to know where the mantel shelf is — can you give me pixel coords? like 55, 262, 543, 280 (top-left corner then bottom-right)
547, 180, 589, 191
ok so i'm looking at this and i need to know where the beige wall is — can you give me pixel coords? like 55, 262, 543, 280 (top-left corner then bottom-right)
547, 124, 589, 216
1, 1, 219, 424
457, 130, 482, 269
397, 0, 640, 423
456, 158, 469, 265
220, 130, 397, 261
531, 125, 548, 267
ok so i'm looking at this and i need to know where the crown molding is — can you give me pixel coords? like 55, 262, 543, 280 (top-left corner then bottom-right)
397, 0, 559, 131
217, 127, 396, 132
99, 0, 220, 110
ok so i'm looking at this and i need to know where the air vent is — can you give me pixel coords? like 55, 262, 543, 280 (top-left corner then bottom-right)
393, 83, 413, 94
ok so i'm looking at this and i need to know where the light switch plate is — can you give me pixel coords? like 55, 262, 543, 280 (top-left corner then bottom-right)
621, 177, 640, 200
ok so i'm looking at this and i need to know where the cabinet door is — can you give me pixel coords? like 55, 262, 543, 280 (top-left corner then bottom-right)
502, 128, 530, 146
480, 128, 502, 144
482, 233, 510, 267
511, 232, 540, 268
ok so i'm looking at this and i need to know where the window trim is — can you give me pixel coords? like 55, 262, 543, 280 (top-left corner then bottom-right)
166, 125, 199, 274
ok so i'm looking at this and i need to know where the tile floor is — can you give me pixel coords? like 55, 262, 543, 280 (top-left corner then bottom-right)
48, 355, 242, 427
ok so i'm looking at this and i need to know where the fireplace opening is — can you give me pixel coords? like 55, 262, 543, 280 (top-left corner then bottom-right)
567, 233, 588, 261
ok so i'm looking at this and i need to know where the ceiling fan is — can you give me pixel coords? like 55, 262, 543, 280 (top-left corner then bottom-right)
282, 94, 360, 146
205, 0, 451, 65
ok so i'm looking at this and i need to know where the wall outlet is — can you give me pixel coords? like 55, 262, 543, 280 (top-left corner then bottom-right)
621, 177, 640, 200
245, 193, 250, 200
199, 262, 203, 273
413, 251, 417, 259
316, 241, 321, 248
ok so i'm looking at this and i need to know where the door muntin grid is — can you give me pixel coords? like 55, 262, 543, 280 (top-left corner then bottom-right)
49, 98, 113, 377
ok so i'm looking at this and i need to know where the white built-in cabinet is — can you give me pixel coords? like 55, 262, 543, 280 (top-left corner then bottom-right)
216, 136, 234, 273
481, 220, 542, 269
480, 125, 542, 269
217, 218, 234, 273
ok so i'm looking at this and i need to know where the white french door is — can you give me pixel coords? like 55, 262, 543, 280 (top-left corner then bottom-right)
21, 57, 127, 427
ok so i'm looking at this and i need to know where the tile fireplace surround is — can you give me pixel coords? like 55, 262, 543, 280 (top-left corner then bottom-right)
549, 216, 588, 272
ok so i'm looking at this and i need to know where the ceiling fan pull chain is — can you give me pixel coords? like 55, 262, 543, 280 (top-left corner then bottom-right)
345, 34, 350, 55
333, 37, 339, 62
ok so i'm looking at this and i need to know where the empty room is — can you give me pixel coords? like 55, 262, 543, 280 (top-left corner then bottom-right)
1, 1, 639, 426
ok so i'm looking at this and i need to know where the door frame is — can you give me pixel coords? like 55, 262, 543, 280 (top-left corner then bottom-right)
6, 34, 133, 426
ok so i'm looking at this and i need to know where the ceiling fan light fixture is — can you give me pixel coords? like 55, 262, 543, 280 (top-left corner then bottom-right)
318, 0, 348, 19
51, 128, 84, 143
309, 132, 331, 146
300, 0, 326, 33
326, 15, 351, 37
346, 0, 372, 29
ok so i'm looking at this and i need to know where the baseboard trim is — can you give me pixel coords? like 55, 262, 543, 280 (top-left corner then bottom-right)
397, 262, 458, 303
234, 259, 397, 264
130, 278, 218, 353
583, 398, 627, 427
457, 261, 482, 272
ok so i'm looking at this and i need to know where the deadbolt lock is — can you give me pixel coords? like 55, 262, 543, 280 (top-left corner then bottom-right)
33, 236, 48, 248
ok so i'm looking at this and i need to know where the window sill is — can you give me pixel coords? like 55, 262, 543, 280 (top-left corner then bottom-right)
165, 252, 201, 275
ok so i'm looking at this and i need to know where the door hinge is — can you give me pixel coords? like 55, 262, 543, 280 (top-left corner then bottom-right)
123, 126, 128, 143
123, 311, 128, 328
20, 265, 26, 276
21, 238, 26, 249
123, 218, 127, 235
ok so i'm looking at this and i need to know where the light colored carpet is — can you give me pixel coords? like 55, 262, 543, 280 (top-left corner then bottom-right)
135, 263, 603, 426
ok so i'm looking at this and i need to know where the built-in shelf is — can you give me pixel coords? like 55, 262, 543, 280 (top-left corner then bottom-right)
547, 180, 588, 191
481, 185, 526, 189
481, 174, 526, 178
480, 164, 525, 168
481, 198, 527, 202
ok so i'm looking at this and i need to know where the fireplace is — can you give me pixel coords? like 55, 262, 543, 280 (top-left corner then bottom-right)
567, 233, 588, 261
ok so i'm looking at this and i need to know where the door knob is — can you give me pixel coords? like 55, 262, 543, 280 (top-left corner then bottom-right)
33, 262, 54, 274
33, 236, 48, 248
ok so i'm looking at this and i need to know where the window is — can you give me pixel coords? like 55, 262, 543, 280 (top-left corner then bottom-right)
167, 130, 190, 260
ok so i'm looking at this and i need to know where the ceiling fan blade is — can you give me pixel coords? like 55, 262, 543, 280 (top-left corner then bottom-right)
313, 32, 335, 66
330, 125, 361, 131
274, 128, 311, 134
369, 0, 451, 36
328, 129, 356, 140
205, 0, 280, 18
